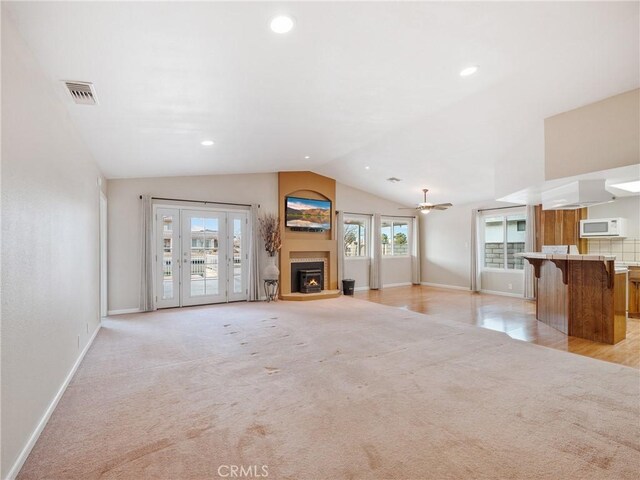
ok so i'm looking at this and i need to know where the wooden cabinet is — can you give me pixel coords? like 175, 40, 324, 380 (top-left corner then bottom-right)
534, 206, 587, 253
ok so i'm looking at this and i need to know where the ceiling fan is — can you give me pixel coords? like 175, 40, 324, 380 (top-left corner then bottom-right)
400, 189, 453, 214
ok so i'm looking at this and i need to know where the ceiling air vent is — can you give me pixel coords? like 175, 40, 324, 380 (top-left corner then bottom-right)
64, 81, 97, 105
387, 177, 402, 183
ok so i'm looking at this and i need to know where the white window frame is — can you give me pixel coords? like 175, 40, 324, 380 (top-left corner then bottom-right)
480, 208, 526, 272
381, 217, 411, 257
343, 214, 371, 259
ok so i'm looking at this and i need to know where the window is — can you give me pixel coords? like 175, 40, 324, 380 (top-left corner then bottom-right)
382, 218, 409, 256
344, 215, 369, 257
483, 213, 526, 270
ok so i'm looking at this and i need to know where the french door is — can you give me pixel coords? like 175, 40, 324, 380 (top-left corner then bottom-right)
155, 207, 248, 308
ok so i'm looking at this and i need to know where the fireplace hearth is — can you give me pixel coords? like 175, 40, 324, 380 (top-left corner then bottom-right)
299, 269, 323, 293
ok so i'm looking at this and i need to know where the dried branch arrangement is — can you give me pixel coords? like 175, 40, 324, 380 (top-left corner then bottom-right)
258, 213, 282, 256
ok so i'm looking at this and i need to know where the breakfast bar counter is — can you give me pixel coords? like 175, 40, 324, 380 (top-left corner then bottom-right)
520, 253, 626, 344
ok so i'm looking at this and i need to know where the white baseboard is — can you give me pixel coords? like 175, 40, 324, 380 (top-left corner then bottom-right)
107, 308, 141, 316
354, 286, 370, 292
420, 282, 470, 291
382, 282, 412, 288
5, 323, 101, 480
480, 289, 524, 298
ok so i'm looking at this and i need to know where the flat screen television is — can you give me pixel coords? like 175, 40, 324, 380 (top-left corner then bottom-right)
285, 196, 331, 231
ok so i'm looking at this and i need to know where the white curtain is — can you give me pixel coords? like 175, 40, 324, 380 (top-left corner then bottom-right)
247, 204, 261, 301
411, 216, 421, 284
336, 211, 345, 287
139, 195, 155, 312
524, 205, 536, 300
370, 214, 382, 289
470, 209, 481, 292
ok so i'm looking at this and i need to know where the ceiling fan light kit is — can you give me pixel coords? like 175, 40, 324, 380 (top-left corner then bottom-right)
399, 188, 453, 213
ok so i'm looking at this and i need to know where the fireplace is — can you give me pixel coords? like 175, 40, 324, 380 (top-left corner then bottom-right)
291, 261, 325, 293
299, 269, 322, 293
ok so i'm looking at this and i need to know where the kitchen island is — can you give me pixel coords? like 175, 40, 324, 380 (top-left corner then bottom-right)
520, 253, 626, 344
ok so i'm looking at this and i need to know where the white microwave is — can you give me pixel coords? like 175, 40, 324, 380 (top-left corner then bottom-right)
579, 218, 627, 238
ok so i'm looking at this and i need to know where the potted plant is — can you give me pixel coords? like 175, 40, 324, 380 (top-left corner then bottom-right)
258, 213, 282, 280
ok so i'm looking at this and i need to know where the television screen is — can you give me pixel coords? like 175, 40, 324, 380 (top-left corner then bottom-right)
285, 196, 331, 230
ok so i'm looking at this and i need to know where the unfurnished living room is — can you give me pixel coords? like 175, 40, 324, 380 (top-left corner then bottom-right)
1, 1, 640, 479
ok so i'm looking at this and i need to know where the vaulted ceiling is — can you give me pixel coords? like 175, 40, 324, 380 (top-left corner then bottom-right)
4, 1, 639, 206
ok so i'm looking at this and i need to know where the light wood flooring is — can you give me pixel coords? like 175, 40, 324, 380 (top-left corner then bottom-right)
356, 285, 640, 369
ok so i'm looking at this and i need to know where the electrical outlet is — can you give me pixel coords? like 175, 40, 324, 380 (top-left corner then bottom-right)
77, 335, 80, 348
86, 323, 89, 334
508, 283, 513, 290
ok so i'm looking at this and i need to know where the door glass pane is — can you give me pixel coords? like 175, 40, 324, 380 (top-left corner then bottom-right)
507, 215, 526, 270
162, 215, 174, 300
233, 218, 242, 294
204, 218, 218, 295
190, 217, 206, 296
484, 216, 504, 268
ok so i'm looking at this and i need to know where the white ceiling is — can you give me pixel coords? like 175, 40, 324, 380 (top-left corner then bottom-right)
4, 1, 639, 206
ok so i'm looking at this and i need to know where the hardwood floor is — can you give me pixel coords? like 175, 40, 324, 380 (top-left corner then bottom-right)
356, 285, 640, 369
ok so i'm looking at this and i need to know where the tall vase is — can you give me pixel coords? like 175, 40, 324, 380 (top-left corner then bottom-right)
263, 255, 280, 280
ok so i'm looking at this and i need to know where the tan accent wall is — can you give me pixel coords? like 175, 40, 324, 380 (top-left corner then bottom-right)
278, 172, 337, 295
544, 88, 640, 180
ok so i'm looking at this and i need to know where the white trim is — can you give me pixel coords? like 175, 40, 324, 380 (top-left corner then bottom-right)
482, 267, 526, 273
420, 282, 470, 291
382, 282, 412, 288
107, 308, 141, 316
354, 286, 370, 292
5, 324, 101, 480
480, 289, 524, 298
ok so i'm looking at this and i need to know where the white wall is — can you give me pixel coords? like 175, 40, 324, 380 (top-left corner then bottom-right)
107, 174, 279, 312
335, 183, 413, 288
336, 183, 409, 217
421, 204, 473, 289
1, 12, 104, 478
588, 195, 640, 237
108, 178, 410, 310
421, 201, 525, 295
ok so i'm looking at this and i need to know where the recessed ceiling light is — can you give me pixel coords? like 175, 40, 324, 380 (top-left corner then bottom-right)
460, 65, 479, 77
610, 180, 640, 193
201, 140, 214, 146
304, 155, 310, 159
270, 15, 294, 34
365, 166, 370, 170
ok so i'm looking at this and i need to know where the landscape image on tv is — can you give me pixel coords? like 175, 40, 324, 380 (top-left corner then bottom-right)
286, 196, 331, 230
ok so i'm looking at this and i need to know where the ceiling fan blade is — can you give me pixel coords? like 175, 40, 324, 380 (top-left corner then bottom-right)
432, 203, 453, 208
398, 207, 418, 210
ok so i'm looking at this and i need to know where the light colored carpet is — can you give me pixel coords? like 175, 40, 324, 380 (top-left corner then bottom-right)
18, 297, 640, 479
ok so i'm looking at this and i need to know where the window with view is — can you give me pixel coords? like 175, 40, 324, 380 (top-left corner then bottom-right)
483, 213, 526, 270
343, 216, 369, 257
381, 219, 409, 256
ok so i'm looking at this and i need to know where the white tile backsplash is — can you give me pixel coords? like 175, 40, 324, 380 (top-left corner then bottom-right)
589, 237, 639, 262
